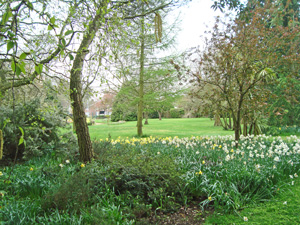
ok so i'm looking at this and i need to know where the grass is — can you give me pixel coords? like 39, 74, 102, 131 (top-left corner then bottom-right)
205, 179, 300, 224
87, 118, 234, 140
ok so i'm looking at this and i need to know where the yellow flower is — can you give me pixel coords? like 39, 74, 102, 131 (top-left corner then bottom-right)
196, 170, 203, 175
202, 160, 205, 164
30, 167, 34, 171
208, 196, 212, 201
219, 145, 222, 148
80, 163, 85, 168
230, 149, 234, 153
0, 172, 3, 176
279, 127, 281, 130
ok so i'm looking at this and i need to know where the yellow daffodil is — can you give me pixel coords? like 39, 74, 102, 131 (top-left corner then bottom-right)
80, 163, 85, 168
30, 167, 34, 171
208, 196, 212, 201
202, 160, 205, 164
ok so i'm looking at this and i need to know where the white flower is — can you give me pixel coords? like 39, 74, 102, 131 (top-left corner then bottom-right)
157, 152, 160, 155
225, 155, 230, 161
65, 160, 70, 164
294, 173, 298, 178
290, 175, 293, 179
243, 216, 248, 222
292, 181, 295, 185
59, 164, 64, 168
283, 201, 287, 205
196, 151, 200, 154
274, 156, 280, 162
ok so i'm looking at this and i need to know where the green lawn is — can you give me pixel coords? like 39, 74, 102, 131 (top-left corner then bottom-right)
87, 118, 234, 140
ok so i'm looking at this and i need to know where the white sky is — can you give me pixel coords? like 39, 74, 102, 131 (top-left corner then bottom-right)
172, 0, 223, 52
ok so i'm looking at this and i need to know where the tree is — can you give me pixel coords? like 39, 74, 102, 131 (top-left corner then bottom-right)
186, 2, 299, 142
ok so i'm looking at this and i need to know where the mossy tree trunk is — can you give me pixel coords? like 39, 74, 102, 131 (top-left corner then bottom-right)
137, 10, 145, 137
70, 5, 107, 162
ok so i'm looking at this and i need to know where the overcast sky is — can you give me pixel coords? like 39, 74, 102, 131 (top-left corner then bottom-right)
172, 0, 224, 52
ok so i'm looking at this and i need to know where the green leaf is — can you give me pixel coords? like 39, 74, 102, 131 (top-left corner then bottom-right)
1, 10, 12, 25
48, 25, 53, 31
11, 60, 16, 72
68, 53, 74, 60
7, 41, 14, 52
61, 38, 66, 46
50, 16, 56, 24
27, 1, 34, 10
15, 65, 22, 76
19, 62, 26, 73
35, 64, 43, 74
18, 127, 25, 146
65, 30, 73, 36
19, 52, 27, 60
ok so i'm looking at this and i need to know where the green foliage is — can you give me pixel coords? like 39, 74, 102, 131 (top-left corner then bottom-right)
170, 108, 185, 118
1, 134, 300, 223
0, 99, 77, 159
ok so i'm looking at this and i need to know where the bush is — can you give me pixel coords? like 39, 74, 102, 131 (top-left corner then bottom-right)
0, 99, 77, 159
170, 108, 185, 118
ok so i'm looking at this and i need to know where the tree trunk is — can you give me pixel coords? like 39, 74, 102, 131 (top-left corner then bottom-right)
243, 116, 247, 136
144, 112, 149, 125
214, 113, 222, 126
222, 113, 229, 130
228, 113, 232, 129
70, 5, 106, 162
137, 9, 145, 137
158, 111, 162, 120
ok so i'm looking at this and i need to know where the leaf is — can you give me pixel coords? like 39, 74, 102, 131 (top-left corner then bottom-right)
18, 127, 25, 146
27, 1, 34, 10
50, 16, 56, 24
61, 38, 66, 46
1, 10, 12, 25
68, 53, 74, 60
7, 41, 14, 52
11, 61, 16, 72
19, 62, 26, 73
48, 25, 53, 30
65, 30, 73, 36
35, 64, 43, 74
19, 52, 27, 60
15, 65, 22, 76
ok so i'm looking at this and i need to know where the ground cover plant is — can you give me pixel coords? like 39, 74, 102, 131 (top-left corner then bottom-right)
1, 132, 300, 224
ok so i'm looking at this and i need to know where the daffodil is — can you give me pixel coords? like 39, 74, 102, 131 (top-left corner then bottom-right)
80, 163, 85, 168
30, 167, 34, 171
208, 196, 212, 201
202, 160, 205, 164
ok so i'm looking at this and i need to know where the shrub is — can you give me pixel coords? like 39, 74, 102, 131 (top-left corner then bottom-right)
0, 99, 77, 159
170, 108, 185, 118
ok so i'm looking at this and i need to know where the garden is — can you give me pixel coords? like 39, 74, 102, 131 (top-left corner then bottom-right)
1, 117, 300, 224
1, 0, 300, 224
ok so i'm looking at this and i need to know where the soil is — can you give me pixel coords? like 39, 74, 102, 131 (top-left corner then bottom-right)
137, 203, 214, 225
